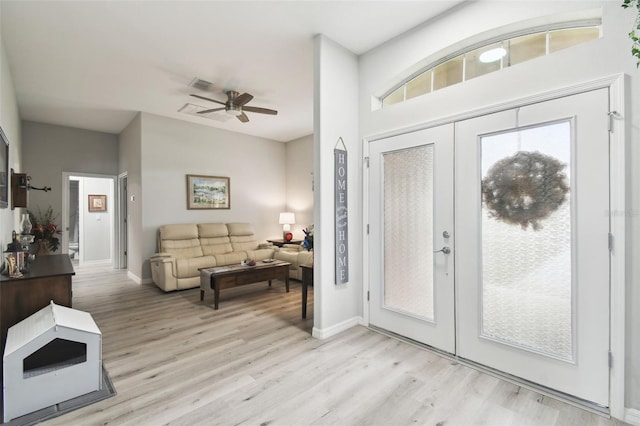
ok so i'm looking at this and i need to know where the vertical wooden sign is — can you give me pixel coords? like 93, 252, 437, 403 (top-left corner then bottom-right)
335, 138, 349, 284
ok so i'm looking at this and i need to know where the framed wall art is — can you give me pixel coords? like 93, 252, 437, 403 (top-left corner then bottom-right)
187, 174, 230, 210
0, 127, 8, 209
88, 194, 107, 212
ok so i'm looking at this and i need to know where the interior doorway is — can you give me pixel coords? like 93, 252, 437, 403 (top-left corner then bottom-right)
62, 173, 117, 266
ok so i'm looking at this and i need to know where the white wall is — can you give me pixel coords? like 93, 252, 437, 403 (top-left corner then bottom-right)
0, 31, 22, 250
285, 133, 313, 239
21, 121, 119, 254
138, 112, 287, 280
80, 177, 113, 263
313, 35, 362, 337
359, 0, 639, 415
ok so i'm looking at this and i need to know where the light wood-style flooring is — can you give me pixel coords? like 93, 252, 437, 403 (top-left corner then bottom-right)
42, 264, 626, 426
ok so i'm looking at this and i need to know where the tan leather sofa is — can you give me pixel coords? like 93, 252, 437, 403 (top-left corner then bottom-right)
150, 223, 313, 292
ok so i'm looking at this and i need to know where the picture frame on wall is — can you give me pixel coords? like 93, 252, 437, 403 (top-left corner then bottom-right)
0, 127, 8, 209
187, 174, 230, 210
88, 194, 107, 212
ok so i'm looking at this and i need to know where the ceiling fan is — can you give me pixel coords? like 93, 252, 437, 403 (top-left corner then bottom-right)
190, 91, 278, 123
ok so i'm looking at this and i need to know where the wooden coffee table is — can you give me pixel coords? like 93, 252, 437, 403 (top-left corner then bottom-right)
200, 260, 290, 309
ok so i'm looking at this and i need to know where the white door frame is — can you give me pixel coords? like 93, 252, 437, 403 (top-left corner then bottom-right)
362, 74, 626, 418
116, 172, 128, 270
61, 171, 118, 267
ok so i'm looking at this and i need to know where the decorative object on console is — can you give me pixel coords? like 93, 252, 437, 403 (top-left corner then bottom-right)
279, 212, 295, 241
88, 194, 107, 212
28, 206, 62, 253
187, 174, 230, 209
303, 225, 314, 251
20, 213, 32, 234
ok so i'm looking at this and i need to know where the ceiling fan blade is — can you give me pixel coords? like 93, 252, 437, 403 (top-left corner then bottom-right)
237, 112, 249, 123
190, 94, 225, 105
243, 106, 278, 115
197, 107, 225, 114
234, 93, 254, 106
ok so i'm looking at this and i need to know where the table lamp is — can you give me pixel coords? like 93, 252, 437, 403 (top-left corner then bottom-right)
279, 212, 295, 241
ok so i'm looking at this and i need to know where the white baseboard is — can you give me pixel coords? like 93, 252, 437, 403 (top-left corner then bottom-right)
126, 271, 152, 284
626, 408, 640, 426
312, 316, 364, 339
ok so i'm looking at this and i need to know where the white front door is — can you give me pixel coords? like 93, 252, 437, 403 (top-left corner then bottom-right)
369, 124, 455, 353
455, 89, 610, 406
367, 88, 611, 406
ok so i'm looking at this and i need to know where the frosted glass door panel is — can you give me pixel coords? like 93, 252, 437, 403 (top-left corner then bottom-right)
480, 121, 573, 360
383, 145, 434, 320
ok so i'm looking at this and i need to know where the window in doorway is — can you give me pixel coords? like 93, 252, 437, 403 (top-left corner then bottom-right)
381, 24, 601, 108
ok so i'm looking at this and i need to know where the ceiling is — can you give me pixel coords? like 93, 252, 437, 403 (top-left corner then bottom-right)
1, 1, 461, 142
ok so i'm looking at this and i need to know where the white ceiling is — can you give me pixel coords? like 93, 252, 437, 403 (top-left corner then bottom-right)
1, 1, 461, 142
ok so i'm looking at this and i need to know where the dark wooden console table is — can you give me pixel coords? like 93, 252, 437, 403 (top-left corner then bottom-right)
0, 254, 75, 351
301, 264, 313, 319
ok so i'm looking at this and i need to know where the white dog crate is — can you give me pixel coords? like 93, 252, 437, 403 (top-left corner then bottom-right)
3, 301, 102, 422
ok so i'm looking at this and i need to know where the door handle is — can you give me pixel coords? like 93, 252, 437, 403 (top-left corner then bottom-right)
434, 246, 451, 254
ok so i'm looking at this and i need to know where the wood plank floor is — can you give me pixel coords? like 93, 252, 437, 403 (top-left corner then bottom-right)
41, 264, 627, 426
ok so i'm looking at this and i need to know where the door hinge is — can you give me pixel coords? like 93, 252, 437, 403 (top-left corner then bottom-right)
367, 291, 370, 301
608, 111, 621, 132
364, 157, 370, 168
608, 350, 613, 368
608, 232, 614, 252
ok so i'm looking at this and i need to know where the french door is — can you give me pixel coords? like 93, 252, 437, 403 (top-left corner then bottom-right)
368, 89, 610, 406
369, 124, 455, 353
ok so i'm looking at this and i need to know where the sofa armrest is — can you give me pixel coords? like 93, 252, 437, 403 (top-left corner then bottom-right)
150, 252, 174, 261
150, 253, 178, 292
258, 243, 274, 249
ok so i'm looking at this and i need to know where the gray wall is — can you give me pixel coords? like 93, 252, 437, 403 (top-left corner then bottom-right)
21, 121, 119, 252
136, 112, 287, 281
285, 133, 313, 239
0, 35, 22, 249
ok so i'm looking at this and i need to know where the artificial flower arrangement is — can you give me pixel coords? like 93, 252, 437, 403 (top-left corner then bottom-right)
28, 206, 62, 252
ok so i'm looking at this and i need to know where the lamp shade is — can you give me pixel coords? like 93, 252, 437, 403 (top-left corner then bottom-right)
279, 212, 295, 225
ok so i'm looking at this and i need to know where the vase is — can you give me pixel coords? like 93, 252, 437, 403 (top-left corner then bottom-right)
36, 240, 50, 256
20, 213, 32, 235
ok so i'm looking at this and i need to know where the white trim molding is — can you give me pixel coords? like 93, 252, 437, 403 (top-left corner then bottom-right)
127, 271, 151, 285
312, 316, 364, 340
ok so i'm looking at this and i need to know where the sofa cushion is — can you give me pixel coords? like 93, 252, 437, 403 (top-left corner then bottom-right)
160, 224, 199, 241
228, 223, 261, 251
214, 252, 247, 266
176, 256, 216, 278
199, 223, 233, 255
226, 223, 254, 236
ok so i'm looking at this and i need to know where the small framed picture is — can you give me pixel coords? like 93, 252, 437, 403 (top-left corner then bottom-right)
187, 174, 230, 209
88, 194, 107, 212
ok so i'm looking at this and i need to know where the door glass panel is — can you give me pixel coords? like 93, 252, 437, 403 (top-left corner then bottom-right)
480, 121, 573, 360
383, 144, 434, 320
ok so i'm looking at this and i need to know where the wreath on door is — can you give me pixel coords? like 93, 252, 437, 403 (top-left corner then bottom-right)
482, 151, 569, 231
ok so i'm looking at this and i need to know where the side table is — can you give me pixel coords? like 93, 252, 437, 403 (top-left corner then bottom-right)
300, 264, 314, 318
267, 239, 302, 248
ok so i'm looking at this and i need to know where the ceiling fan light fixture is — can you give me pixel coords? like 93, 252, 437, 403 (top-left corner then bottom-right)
226, 104, 242, 116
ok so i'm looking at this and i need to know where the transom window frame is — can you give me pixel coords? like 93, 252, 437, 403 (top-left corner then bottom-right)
378, 19, 602, 109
